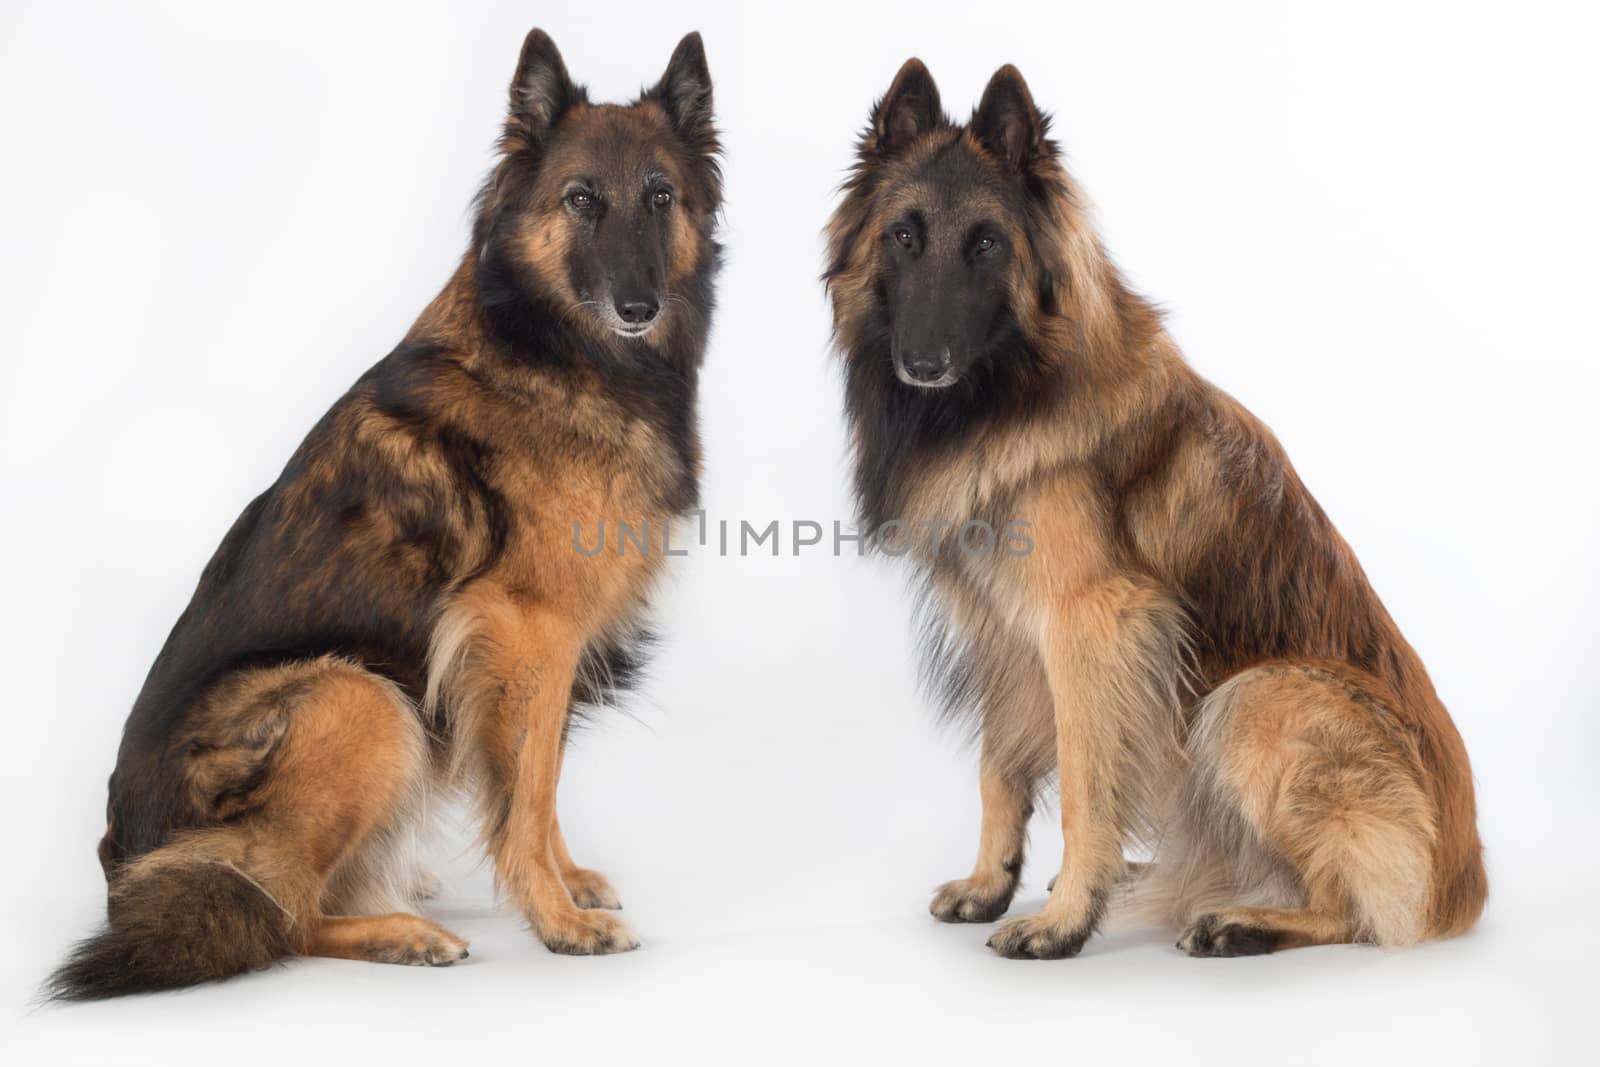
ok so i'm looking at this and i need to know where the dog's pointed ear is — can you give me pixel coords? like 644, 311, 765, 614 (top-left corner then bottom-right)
867, 59, 943, 157
973, 65, 1046, 169
508, 29, 576, 138
650, 32, 714, 143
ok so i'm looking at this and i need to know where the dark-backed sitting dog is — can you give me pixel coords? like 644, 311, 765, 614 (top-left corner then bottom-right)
50, 28, 721, 998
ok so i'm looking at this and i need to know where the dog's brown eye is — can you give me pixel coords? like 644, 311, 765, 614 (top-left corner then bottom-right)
894, 227, 914, 248
568, 191, 594, 210
652, 189, 673, 208
976, 236, 997, 254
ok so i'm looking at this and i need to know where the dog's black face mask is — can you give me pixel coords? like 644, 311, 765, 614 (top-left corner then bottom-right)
859, 62, 1052, 392
877, 147, 1024, 390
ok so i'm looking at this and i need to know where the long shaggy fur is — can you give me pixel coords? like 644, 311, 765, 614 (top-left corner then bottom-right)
827, 59, 1485, 958
46, 859, 292, 1001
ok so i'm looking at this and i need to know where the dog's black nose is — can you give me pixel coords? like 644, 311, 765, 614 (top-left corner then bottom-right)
903, 349, 951, 382
617, 299, 659, 324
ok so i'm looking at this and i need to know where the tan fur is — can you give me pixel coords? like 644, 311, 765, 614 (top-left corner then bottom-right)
932, 334, 1478, 958
305, 914, 468, 966
131, 657, 452, 965
930, 753, 1036, 923
425, 586, 641, 952
827, 62, 1486, 958
1148, 664, 1439, 948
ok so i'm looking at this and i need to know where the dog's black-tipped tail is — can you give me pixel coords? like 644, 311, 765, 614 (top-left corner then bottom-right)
45, 857, 293, 1001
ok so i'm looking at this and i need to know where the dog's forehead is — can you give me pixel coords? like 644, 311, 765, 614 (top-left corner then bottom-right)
881, 138, 1013, 226
547, 103, 680, 183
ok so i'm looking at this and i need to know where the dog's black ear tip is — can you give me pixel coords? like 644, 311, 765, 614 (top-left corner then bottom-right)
872, 56, 943, 152
519, 27, 559, 58
508, 27, 575, 134
983, 64, 1034, 102
663, 31, 710, 78
513, 27, 568, 83
890, 57, 936, 93
885, 58, 941, 107
974, 64, 1044, 168
653, 30, 714, 137
667, 31, 710, 76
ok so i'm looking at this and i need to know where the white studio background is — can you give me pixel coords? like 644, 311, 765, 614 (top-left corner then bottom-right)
2, 1, 1596, 1063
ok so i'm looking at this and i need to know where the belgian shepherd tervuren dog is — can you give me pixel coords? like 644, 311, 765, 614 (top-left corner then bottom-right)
825, 60, 1485, 958
48, 29, 721, 998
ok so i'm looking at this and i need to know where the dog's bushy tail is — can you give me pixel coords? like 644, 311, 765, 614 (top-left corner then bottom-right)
45, 855, 292, 1000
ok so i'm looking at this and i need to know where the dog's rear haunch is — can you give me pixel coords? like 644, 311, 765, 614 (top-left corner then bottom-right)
824, 59, 1485, 958
48, 28, 720, 999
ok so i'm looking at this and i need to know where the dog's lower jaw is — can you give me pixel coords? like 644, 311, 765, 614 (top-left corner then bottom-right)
893, 368, 958, 389
610, 324, 658, 340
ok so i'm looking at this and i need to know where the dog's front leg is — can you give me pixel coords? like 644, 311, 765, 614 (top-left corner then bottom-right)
479, 603, 638, 955
987, 576, 1185, 959
931, 742, 1034, 923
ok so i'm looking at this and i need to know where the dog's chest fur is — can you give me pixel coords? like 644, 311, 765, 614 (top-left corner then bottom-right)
468, 364, 693, 629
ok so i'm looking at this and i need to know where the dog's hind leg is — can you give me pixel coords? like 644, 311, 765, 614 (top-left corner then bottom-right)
306, 914, 467, 966
1177, 903, 1350, 957
227, 658, 466, 967
1173, 663, 1439, 956
52, 658, 463, 998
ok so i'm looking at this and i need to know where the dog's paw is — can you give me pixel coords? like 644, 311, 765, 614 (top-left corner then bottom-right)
538, 908, 639, 956
564, 867, 622, 910
1177, 914, 1281, 958
366, 922, 470, 967
986, 913, 1095, 960
929, 876, 1015, 923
